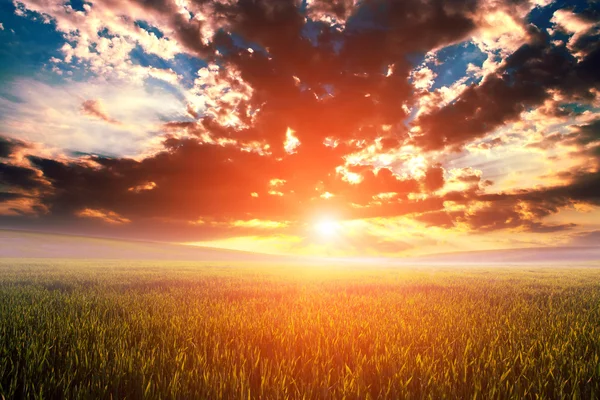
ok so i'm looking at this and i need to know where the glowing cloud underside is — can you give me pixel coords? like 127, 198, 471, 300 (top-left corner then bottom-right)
0, 0, 598, 256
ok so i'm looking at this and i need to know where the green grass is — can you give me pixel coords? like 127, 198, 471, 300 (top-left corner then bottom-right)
1, 260, 599, 399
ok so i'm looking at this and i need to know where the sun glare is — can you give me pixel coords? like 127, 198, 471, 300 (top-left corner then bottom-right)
315, 218, 340, 237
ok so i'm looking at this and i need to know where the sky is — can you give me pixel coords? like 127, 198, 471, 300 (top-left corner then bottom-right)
0, 0, 599, 257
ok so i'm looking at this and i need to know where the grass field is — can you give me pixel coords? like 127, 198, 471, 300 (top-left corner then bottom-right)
1, 260, 599, 399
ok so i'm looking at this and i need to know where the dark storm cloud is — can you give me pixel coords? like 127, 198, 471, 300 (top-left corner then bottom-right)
132, 0, 491, 227
423, 166, 445, 192
0, 192, 25, 203
527, 118, 600, 159
418, 168, 600, 233
414, 26, 600, 151
0, 163, 43, 191
0, 138, 15, 159
193, 0, 488, 153
27, 139, 282, 220
0, 136, 43, 198
461, 205, 576, 233
416, 204, 578, 233
0, 136, 27, 159
3, 0, 600, 240
577, 119, 600, 145
561, 8, 600, 57
99, 0, 214, 57
23, 136, 443, 228
4, 136, 598, 238
530, 170, 600, 205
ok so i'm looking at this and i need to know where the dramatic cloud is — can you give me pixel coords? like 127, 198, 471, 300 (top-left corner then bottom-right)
414, 32, 600, 150
0, 162, 42, 191
76, 208, 131, 225
551, 9, 600, 58
0, 0, 599, 255
0, 136, 24, 159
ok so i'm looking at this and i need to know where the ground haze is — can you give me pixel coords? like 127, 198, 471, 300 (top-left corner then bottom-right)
1, 260, 599, 399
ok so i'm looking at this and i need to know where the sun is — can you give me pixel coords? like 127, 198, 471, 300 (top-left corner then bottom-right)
315, 218, 340, 237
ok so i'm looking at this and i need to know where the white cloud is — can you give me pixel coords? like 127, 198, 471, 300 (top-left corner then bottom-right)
551, 9, 600, 59
13, 0, 184, 85
468, 0, 546, 79
0, 78, 186, 157
411, 66, 437, 91
414, 76, 469, 118
304, 0, 359, 30
14, 0, 183, 59
187, 62, 254, 129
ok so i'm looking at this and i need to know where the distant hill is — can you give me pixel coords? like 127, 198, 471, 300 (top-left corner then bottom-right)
0, 229, 285, 262
1, 229, 598, 264
407, 246, 600, 264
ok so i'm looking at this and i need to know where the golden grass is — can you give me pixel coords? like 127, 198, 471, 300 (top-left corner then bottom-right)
1, 260, 599, 399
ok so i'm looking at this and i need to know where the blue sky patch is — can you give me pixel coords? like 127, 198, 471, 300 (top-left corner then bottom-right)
0, 1, 65, 82
135, 20, 165, 39
428, 42, 487, 90
68, 0, 88, 12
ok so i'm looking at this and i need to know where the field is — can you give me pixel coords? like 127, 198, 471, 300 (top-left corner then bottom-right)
1, 260, 599, 399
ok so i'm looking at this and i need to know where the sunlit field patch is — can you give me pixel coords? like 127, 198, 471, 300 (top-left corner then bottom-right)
1, 260, 599, 399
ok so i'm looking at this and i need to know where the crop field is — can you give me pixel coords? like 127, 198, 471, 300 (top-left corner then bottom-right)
0, 260, 599, 399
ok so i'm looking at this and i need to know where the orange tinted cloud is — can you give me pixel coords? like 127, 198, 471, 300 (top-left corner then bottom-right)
0, 0, 598, 255
80, 99, 121, 125
76, 209, 131, 225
